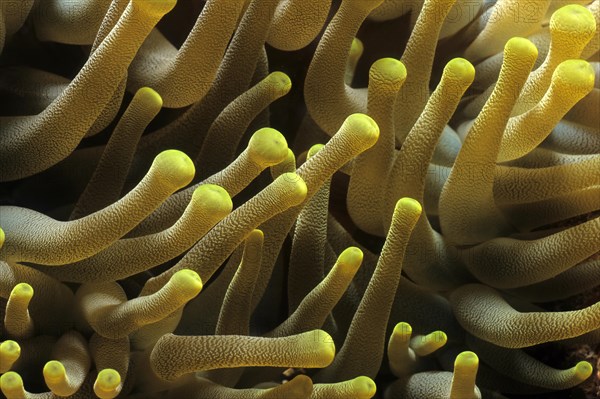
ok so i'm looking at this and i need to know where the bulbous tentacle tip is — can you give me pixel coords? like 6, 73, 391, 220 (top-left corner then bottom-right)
10, 282, 33, 300
248, 128, 289, 168
351, 37, 364, 56
551, 4, 596, 36
132, 0, 177, 18
352, 376, 377, 398
43, 360, 67, 384
338, 246, 364, 273
312, 329, 336, 364
444, 58, 476, 86
393, 322, 412, 339
94, 369, 121, 399
307, 144, 325, 159
135, 86, 163, 108
151, 149, 196, 188
265, 71, 292, 95
0, 372, 23, 396
343, 113, 380, 145
191, 184, 233, 217
504, 37, 538, 62
0, 227, 4, 249
395, 197, 423, 217
0, 340, 21, 368
455, 351, 479, 369
554, 59, 595, 92
574, 361, 593, 381
277, 173, 308, 204
169, 269, 203, 296
370, 58, 407, 88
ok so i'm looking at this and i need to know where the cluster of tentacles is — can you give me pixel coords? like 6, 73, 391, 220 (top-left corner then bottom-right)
0, 0, 599, 398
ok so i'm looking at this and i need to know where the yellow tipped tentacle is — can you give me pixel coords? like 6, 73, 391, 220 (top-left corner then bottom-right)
439, 38, 538, 246
451, 284, 600, 348
132, 128, 288, 237
89, 334, 129, 399
197, 72, 292, 177
459, 216, 600, 289
4, 283, 34, 339
270, 247, 363, 337
348, 58, 406, 235
0, 0, 176, 181
71, 87, 163, 219
498, 59, 595, 162
0, 149, 195, 265
141, 172, 308, 295
317, 198, 421, 381
0, 340, 21, 373
387, 322, 416, 378
411, 330, 448, 357
94, 369, 122, 399
345, 38, 364, 85
385, 58, 475, 290
150, 330, 335, 381
41, 184, 232, 283
249, 114, 379, 310
450, 351, 480, 399
512, 4, 596, 116
77, 269, 202, 339
0, 262, 74, 336
0, 372, 26, 399
312, 376, 377, 399
467, 334, 593, 390
43, 331, 91, 397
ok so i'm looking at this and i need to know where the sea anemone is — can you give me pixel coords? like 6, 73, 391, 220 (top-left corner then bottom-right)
0, 0, 599, 398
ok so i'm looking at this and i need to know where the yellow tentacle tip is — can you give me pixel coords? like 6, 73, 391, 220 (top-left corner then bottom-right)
266, 71, 292, 95
10, 282, 33, 300
504, 37, 538, 61
370, 58, 407, 88
553, 60, 595, 92
152, 149, 195, 188
337, 246, 364, 273
551, 4, 596, 37
192, 184, 233, 217
574, 361, 593, 381
0, 372, 24, 397
277, 173, 308, 204
395, 197, 423, 217
307, 330, 336, 365
0, 227, 4, 249
247, 229, 264, 245
343, 113, 380, 145
135, 87, 163, 108
393, 322, 413, 340
94, 369, 122, 399
350, 37, 365, 57
248, 128, 289, 168
170, 269, 203, 296
43, 360, 67, 384
444, 58, 475, 86
132, 0, 177, 18
352, 376, 377, 398
0, 340, 21, 368
307, 144, 325, 159
455, 351, 479, 370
